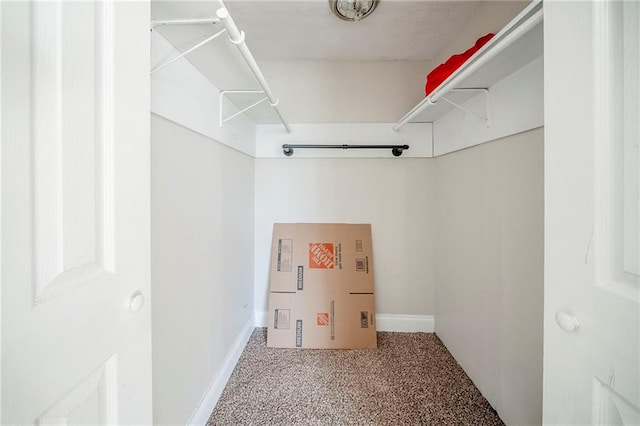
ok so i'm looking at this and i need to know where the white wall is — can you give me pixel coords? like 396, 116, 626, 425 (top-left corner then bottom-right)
253, 60, 438, 320
434, 128, 544, 426
151, 114, 255, 425
428, 3, 543, 424
254, 158, 436, 316
260, 60, 431, 123
150, 27, 259, 424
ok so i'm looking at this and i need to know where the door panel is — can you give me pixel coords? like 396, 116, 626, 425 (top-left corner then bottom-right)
1, 1, 151, 424
593, 0, 639, 299
544, 1, 639, 424
36, 355, 118, 426
621, 1, 639, 279
590, 1, 640, 420
32, 1, 115, 304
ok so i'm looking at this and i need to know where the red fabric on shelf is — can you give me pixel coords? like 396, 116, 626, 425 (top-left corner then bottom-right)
425, 33, 495, 96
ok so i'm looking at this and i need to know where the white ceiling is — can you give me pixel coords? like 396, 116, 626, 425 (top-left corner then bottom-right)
151, 0, 483, 61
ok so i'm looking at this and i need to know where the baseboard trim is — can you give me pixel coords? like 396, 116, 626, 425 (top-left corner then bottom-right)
187, 315, 254, 426
255, 310, 269, 327
375, 314, 434, 332
255, 311, 434, 333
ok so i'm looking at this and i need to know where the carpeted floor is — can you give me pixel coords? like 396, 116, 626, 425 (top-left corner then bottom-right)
207, 328, 504, 425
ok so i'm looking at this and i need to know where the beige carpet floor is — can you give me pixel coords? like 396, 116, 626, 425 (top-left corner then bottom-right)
207, 328, 504, 425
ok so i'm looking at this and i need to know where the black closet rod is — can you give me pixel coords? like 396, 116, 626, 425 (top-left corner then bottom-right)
282, 144, 410, 157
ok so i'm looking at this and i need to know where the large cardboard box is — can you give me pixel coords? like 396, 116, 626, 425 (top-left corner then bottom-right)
268, 292, 376, 349
269, 223, 374, 294
267, 223, 376, 349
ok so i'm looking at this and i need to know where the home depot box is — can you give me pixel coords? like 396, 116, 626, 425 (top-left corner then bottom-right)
267, 290, 376, 349
267, 223, 376, 349
269, 223, 374, 294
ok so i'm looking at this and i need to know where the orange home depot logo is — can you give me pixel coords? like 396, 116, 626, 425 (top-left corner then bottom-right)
317, 312, 329, 326
308, 243, 335, 269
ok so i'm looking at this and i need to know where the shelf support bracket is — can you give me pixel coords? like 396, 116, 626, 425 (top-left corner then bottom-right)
439, 88, 491, 127
151, 28, 227, 75
219, 90, 272, 127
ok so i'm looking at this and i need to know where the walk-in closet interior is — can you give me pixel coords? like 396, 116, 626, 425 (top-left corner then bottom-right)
3, 0, 638, 424
150, 1, 543, 424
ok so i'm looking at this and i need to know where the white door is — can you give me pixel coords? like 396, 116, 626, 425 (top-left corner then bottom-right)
2, 1, 152, 424
544, 1, 639, 424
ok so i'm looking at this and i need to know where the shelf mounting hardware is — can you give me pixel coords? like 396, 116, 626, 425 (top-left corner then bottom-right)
219, 90, 272, 126
150, 28, 226, 75
439, 88, 490, 127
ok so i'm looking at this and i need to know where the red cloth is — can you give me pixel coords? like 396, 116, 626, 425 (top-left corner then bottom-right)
425, 33, 495, 96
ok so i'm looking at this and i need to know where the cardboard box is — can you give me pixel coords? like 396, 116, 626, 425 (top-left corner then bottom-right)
269, 223, 374, 294
267, 223, 376, 349
268, 292, 376, 349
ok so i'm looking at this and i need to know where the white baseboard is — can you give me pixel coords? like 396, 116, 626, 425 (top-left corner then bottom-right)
255, 310, 434, 333
255, 310, 269, 327
187, 315, 255, 426
375, 314, 434, 332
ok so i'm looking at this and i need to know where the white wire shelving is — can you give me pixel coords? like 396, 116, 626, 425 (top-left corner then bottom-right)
150, 1, 291, 133
394, 0, 543, 132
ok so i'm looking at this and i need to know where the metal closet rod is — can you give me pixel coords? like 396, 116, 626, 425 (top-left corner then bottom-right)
282, 144, 410, 157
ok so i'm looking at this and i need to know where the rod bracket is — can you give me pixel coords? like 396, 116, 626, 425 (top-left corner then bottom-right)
230, 30, 245, 45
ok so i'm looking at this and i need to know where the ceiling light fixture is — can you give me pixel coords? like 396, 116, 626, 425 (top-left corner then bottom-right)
329, 0, 379, 22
